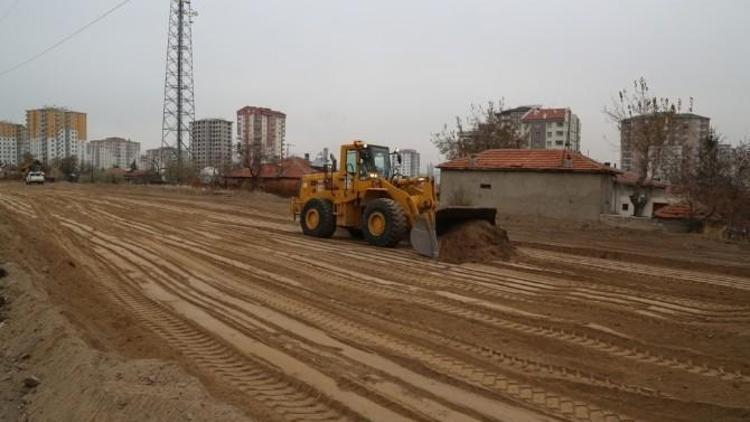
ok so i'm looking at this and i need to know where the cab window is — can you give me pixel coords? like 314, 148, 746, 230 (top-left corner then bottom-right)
346, 150, 357, 176
360, 147, 391, 178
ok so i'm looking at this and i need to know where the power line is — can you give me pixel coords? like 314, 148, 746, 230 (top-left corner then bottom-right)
0, 0, 133, 78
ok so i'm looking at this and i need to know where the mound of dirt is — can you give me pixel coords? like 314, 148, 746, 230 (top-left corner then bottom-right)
439, 220, 515, 264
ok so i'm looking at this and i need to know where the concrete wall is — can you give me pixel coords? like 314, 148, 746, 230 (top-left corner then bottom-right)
599, 214, 691, 233
440, 170, 613, 221
611, 183, 672, 217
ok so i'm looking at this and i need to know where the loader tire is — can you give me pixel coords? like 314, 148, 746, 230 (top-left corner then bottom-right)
301, 199, 336, 238
362, 198, 407, 247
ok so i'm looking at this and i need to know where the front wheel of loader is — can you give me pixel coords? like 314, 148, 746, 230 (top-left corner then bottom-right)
301, 199, 336, 238
362, 198, 407, 247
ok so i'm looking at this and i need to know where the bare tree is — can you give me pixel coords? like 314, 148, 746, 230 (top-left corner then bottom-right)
237, 140, 276, 191
669, 131, 750, 231
604, 77, 690, 216
432, 100, 527, 160
19, 153, 37, 173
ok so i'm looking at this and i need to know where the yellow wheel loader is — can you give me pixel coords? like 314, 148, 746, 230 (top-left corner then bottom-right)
291, 140, 496, 258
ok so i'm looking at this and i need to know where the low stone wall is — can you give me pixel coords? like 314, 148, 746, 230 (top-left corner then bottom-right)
599, 214, 691, 233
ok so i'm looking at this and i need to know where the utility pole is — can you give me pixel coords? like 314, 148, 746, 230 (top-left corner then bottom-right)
161, 0, 196, 182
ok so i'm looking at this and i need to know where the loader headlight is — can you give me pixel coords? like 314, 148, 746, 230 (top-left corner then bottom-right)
368, 172, 378, 179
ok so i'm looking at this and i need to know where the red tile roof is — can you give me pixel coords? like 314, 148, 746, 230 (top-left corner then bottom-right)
522, 108, 568, 122
437, 149, 616, 174
106, 168, 128, 176
654, 204, 703, 220
227, 157, 317, 179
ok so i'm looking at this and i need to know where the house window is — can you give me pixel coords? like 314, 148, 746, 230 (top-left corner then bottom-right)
547, 132, 552, 138
480, 183, 491, 190
622, 203, 629, 211
556, 131, 564, 136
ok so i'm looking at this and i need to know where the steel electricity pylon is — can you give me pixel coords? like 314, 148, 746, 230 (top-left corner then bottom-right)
161, 0, 196, 177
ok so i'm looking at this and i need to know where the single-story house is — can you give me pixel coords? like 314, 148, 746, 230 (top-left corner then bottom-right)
437, 149, 618, 221
225, 157, 318, 196
612, 172, 675, 218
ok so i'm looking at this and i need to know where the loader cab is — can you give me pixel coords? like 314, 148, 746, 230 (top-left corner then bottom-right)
342, 141, 392, 184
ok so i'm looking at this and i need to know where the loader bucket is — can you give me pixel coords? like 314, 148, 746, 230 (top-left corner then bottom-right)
410, 214, 440, 259
435, 206, 497, 236
410, 207, 498, 258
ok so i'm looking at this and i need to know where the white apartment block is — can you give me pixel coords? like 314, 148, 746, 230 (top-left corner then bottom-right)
620, 113, 710, 178
190, 118, 233, 169
400, 149, 420, 177
0, 121, 25, 166
237, 106, 286, 161
26, 108, 87, 164
522, 108, 581, 151
140, 146, 189, 171
87, 137, 141, 170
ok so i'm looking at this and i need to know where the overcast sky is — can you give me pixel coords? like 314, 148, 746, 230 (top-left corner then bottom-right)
1, 0, 749, 168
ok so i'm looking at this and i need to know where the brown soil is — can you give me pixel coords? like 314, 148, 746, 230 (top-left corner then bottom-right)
0, 261, 249, 422
438, 220, 515, 264
1, 182, 749, 422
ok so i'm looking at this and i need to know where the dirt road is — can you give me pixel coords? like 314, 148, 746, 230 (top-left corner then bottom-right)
1, 183, 749, 421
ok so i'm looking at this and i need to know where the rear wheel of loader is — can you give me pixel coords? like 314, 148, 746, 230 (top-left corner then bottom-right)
362, 198, 407, 247
301, 199, 336, 238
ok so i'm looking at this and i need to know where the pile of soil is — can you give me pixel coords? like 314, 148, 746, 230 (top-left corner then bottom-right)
439, 220, 515, 264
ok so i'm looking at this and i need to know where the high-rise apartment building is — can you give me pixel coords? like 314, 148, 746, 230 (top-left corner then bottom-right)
0, 121, 26, 166
26, 107, 87, 164
237, 106, 286, 161
87, 137, 141, 170
190, 118, 233, 169
496, 106, 537, 142
400, 149, 421, 177
620, 113, 710, 178
522, 108, 581, 151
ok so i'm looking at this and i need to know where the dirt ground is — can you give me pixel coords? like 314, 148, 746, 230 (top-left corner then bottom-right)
1, 182, 749, 422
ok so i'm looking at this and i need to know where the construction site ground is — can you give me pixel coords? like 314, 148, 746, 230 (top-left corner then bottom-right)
1, 182, 749, 422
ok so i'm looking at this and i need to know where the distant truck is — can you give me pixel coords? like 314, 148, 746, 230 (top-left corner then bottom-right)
25, 171, 45, 185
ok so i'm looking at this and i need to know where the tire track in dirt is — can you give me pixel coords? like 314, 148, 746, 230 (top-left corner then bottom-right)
70, 206, 673, 399
55, 209, 635, 422
0, 191, 38, 218
293, 234, 750, 320
274, 233, 750, 323
151, 224, 671, 401
78, 202, 750, 389
522, 248, 750, 292
57, 216, 526, 422
66, 203, 674, 405
196, 226, 750, 384
11, 186, 750, 421
51, 218, 390, 422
